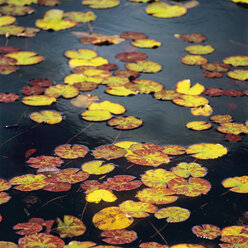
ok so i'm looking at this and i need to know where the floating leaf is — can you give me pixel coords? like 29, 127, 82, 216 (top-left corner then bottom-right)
126, 60, 162, 73
203, 88, 224, 97
222, 176, 248, 193
181, 55, 208, 65
73, 82, 98, 92
0, 5, 35, 16
93, 145, 126, 160
186, 121, 212, 131
129, 143, 163, 152
210, 115, 233, 124
56, 168, 89, 184
108, 116, 143, 130
13, 222, 43, 236
132, 39, 161, 48
221, 225, 248, 237
92, 206, 133, 230
192, 224, 221, 240
101, 229, 137, 245
64, 48, 97, 60
56, 215, 86, 238
22, 95, 56, 106
86, 189, 117, 203
0, 46, 20, 54
114, 141, 139, 156
0, 179, 11, 192
170, 245, 205, 248
136, 187, 178, 204
172, 95, 209, 107
154, 90, 182, 100
227, 70, 248, 81
18, 233, 65, 248
64, 241, 96, 248
65, 73, 103, 85
29, 78, 53, 87
185, 45, 214, 55
0, 241, 19, 248
105, 85, 139, 96
43, 178, 71, 192
104, 175, 141, 191
0, 93, 19, 103
88, 101, 126, 115
186, 143, 228, 159
217, 122, 248, 135
201, 62, 231, 72
232, 0, 248, 3
81, 110, 112, 121
191, 105, 213, 116
0, 192, 11, 205
220, 235, 248, 248
119, 200, 157, 218
69, 57, 108, 69
140, 242, 168, 248
27, 156, 63, 169
0, 16, 16, 26
172, 162, 207, 178
82, 0, 120, 9
10, 174, 49, 191
63, 11, 96, 23
162, 145, 186, 155
120, 31, 147, 40
168, 177, 211, 197
102, 76, 129, 87
141, 169, 178, 188
30, 110, 63, 124
36, 9, 78, 31
114, 70, 140, 80
223, 56, 248, 66
37, 165, 60, 178
175, 79, 205, 95
82, 160, 115, 175
22, 86, 45, 96
116, 52, 147, 62
224, 89, 243, 97
225, 134, 242, 142
177, 33, 207, 43
132, 79, 163, 93
45, 84, 79, 98
146, 2, 187, 18
37, 0, 60, 7
55, 144, 88, 159
203, 71, 223, 79
6, 51, 43, 65
155, 206, 190, 223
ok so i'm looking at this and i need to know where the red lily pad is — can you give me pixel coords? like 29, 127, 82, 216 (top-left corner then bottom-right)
204, 71, 223, 78
192, 224, 221, 240
225, 134, 242, 142
13, 222, 43, 236
25, 149, 37, 159
18, 233, 65, 248
101, 229, 137, 245
73, 81, 98, 91
116, 52, 147, 62
27, 156, 63, 169
114, 70, 140, 79
140, 242, 168, 248
103, 175, 141, 191
0, 179, 11, 192
203, 88, 224, 97
55, 144, 89, 159
108, 116, 143, 130
219, 235, 248, 248
93, 145, 126, 160
97, 63, 118, 71
0, 93, 19, 102
224, 89, 244, 97
0, 192, 11, 205
81, 180, 106, 192
43, 178, 71, 192
120, 31, 147, 40
201, 62, 231, 72
0, 46, 20, 54
55, 168, 89, 184
178, 33, 207, 43
21, 86, 45, 96
29, 78, 53, 87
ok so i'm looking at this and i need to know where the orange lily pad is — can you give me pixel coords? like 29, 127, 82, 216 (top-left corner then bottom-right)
55, 168, 89, 184
192, 224, 221, 240
108, 116, 143, 130
201, 62, 231, 72
0, 192, 11, 205
55, 144, 88, 159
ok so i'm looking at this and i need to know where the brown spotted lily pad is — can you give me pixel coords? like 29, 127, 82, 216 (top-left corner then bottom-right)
108, 116, 143, 130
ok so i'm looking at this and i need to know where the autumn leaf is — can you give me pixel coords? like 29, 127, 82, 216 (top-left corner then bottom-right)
116, 52, 147, 62
176, 33, 207, 43
162, 145, 186, 155
27, 156, 63, 169
0, 178, 11, 191
82, 160, 115, 175
223, 56, 248, 66
186, 121, 212, 131
93, 145, 126, 160
222, 176, 248, 193
181, 55, 208, 65
140, 242, 168, 248
0, 5, 35, 17
22, 95, 56, 106
6, 51, 43, 65
22, 86, 44, 96
154, 90, 182, 101
64, 241, 96, 248
227, 70, 248, 81
192, 224, 221, 240
0, 192, 11, 205
30, 110, 63, 124
43, 178, 71, 192
108, 116, 143, 130
55, 168, 89, 184
120, 31, 147, 40
63, 11, 96, 23
126, 60, 162, 73
175, 79, 205, 95
45, 84, 79, 98
217, 122, 248, 135
185, 45, 214, 55
88, 101, 126, 115
132, 39, 161, 48
81, 110, 112, 121
86, 189, 117, 203
172, 95, 209, 107
172, 162, 207, 178
191, 105, 213, 116
55, 144, 88, 159
13, 222, 43, 236
210, 114, 233, 124
0, 93, 19, 102
201, 62, 231, 72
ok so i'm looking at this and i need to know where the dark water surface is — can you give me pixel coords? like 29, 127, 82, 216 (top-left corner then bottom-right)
0, 0, 247, 246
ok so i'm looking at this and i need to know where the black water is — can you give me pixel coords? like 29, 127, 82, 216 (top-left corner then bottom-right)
0, 0, 247, 247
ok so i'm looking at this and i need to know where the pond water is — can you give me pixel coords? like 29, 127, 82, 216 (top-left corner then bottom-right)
0, 0, 247, 247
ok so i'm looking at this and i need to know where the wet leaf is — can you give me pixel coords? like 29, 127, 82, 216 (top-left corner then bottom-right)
146, 2, 187, 18
10, 174, 49, 191
114, 70, 140, 80
105, 85, 139, 96
192, 224, 221, 240
227, 70, 248, 81
43, 178, 71, 192
27, 156, 63, 169
223, 56, 248, 66
30, 110, 63, 124
126, 60, 162, 73
175, 79, 205, 95
154, 90, 182, 100
162, 145, 186, 155
0, 241, 19, 248
141, 169, 179, 188
69, 57, 108, 68
108, 116, 143, 130
132, 79, 163, 93
82, 160, 115, 175
0, 192, 11, 205
0, 5, 35, 16
93, 145, 126, 160
172, 95, 209, 107
224, 89, 244, 97
37, 0, 60, 6
139, 242, 168, 248
210, 114, 233, 124
55, 144, 88, 159
185, 45, 214, 55
217, 122, 248, 135
186, 121, 212, 131
116, 52, 147, 62
203, 71, 223, 78
65, 73, 103, 85
13, 222, 43, 236
6, 51, 43, 65
63, 11, 96, 23
225, 134, 242, 142
45, 84, 79, 98
201, 62, 231, 72
22, 86, 45, 96
81, 180, 106, 192
36, 9, 78, 31
131, 39, 161, 48
56, 215, 86, 238
104, 175, 141, 191
56, 168, 89, 184
101, 229, 137, 245
0, 178, 11, 191
129, 143, 164, 152
222, 176, 248, 193
172, 162, 207, 178
64, 48, 97, 60
119, 200, 157, 218
22, 95, 56, 106
92, 206, 133, 230
120, 31, 147, 40
73, 82, 98, 92
82, 0, 120, 9
0, 93, 19, 102
177, 33, 207, 43
29, 78, 53, 87
136, 187, 178, 204
64, 241, 97, 248
186, 143, 228, 159
181, 55, 208, 65
88, 101, 126, 115
155, 206, 190, 222
81, 110, 112, 121
18, 233, 65, 248
203, 88, 224, 96
86, 189, 117, 203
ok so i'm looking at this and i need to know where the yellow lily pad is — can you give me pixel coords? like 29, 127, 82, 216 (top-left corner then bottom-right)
175, 79, 205, 95
181, 55, 208, 65
126, 60, 162, 73
45, 84, 79, 98
191, 105, 213, 116
82, 0, 120, 9
223, 56, 248, 66
63, 11, 96, 23
69, 57, 108, 68
81, 110, 112, 121
132, 39, 161, 48
82, 160, 115, 175
105, 86, 139, 96
88, 101, 126, 115
227, 70, 248, 81
30, 110, 62, 124
5, 51, 43, 65
172, 95, 209, 107
64, 48, 97, 60
222, 176, 248, 193
86, 189, 117, 203
22, 95, 56, 106
0, 16, 16, 26
186, 121, 212, 131
64, 73, 103, 85
185, 45, 214, 55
